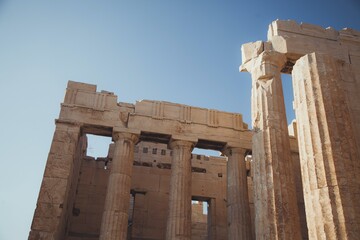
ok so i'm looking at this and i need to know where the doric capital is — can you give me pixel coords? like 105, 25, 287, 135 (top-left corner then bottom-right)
222, 146, 247, 157
169, 139, 195, 151
112, 132, 139, 144
257, 50, 286, 66
241, 50, 286, 81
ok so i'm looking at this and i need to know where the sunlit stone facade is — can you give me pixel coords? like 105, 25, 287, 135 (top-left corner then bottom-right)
29, 20, 360, 240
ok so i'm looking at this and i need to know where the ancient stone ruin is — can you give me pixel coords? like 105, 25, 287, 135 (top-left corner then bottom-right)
29, 20, 360, 240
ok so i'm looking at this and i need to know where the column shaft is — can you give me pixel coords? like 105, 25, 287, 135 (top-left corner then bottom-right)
166, 140, 194, 240
100, 132, 138, 240
292, 53, 360, 239
245, 50, 302, 239
224, 147, 252, 240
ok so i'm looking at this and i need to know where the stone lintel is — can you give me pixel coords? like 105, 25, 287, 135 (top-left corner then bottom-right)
133, 100, 248, 130
67, 80, 97, 92
268, 20, 339, 41
222, 142, 250, 153
169, 135, 197, 149
55, 119, 83, 127
339, 28, 360, 43
63, 81, 118, 109
268, 20, 351, 63
241, 41, 273, 66
112, 127, 141, 136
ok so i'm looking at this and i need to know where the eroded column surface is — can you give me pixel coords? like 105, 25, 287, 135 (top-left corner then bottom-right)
242, 50, 302, 240
223, 147, 252, 240
293, 53, 360, 239
166, 140, 194, 240
29, 121, 82, 240
99, 132, 138, 240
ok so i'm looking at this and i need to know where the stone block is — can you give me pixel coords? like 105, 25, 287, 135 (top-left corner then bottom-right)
49, 140, 77, 156
38, 177, 68, 204
43, 154, 74, 179
28, 231, 55, 240
133, 173, 160, 192
31, 216, 59, 232
268, 19, 338, 40
34, 202, 62, 219
67, 80, 97, 92
52, 128, 79, 143
241, 41, 264, 64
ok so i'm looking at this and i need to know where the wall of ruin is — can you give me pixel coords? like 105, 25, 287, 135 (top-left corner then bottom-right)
63, 139, 307, 240
30, 79, 307, 240
65, 141, 230, 240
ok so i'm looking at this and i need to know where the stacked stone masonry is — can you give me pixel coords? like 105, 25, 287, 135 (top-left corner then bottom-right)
29, 19, 359, 240
241, 20, 360, 239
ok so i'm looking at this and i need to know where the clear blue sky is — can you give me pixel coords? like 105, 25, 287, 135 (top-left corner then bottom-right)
0, 0, 359, 239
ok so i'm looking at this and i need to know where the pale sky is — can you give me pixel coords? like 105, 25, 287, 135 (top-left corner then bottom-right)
0, 0, 359, 239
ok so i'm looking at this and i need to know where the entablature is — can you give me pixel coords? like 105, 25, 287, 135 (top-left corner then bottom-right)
57, 80, 299, 153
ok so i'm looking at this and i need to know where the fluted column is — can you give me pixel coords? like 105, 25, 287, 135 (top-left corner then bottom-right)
166, 140, 194, 240
242, 50, 302, 239
99, 132, 139, 240
293, 53, 360, 239
223, 147, 252, 240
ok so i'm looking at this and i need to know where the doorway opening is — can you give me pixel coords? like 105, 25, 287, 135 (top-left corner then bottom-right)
191, 198, 209, 239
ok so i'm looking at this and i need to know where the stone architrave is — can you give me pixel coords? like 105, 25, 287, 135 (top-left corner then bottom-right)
242, 50, 302, 239
292, 53, 360, 239
29, 121, 81, 240
166, 140, 194, 240
223, 147, 252, 240
99, 132, 139, 240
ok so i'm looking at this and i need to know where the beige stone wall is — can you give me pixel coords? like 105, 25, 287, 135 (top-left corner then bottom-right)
63, 139, 305, 240
66, 157, 108, 239
65, 141, 229, 240
29, 123, 85, 240
29, 80, 254, 240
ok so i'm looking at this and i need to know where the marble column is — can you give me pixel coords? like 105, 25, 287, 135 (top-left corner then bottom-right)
99, 132, 138, 240
292, 53, 360, 239
166, 140, 194, 240
223, 147, 252, 240
242, 50, 302, 239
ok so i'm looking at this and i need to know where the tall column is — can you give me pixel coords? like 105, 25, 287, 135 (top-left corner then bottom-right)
242, 50, 302, 239
100, 132, 138, 240
29, 121, 82, 240
292, 53, 360, 239
223, 147, 252, 240
166, 140, 194, 240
